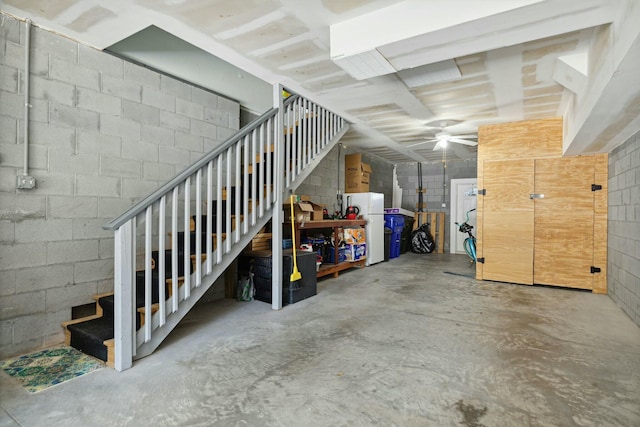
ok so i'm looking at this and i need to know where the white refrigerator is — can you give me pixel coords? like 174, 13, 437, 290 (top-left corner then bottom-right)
346, 192, 384, 266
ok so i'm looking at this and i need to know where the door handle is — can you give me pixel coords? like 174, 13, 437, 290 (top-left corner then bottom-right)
530, 193, 545, 199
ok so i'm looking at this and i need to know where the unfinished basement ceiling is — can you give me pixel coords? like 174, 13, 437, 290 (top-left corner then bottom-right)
3, 0, 640, 163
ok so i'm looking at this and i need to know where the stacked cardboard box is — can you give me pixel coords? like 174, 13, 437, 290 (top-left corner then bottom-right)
345, 153, 371, 193
284, 195, 324, 222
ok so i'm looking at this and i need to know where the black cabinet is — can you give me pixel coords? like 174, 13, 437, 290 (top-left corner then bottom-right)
238, 249, 317, 305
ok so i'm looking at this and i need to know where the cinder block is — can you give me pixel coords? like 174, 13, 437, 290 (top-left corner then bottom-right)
191, 119, 217, 138
121, 178, 160, 199
12, 315, 48, 350
0, 91, 23, 119
23, 97, 50, 123
160, 111, 191, 132
204, 108, 229, 127
45, 282, 98, 313
78, 44, 123, 77
122, 100, 159, 126
0, 269, 16, 296
97, 197, 134, 219
49, 149, 100, 176
15, 219, 73, 243
26, 173, 74, 196
45, 309, 71, 336
0, 15, 21, 44
0, 220, 15, 246
0, 142, 35, 169
191, 87, 218, 109
159, 146, 191, 167
98, 238, 114, 259
47, 239, 99, 265
160, 76, 191, 99
175, 131, 203, 152
218, 96, 239, 115
0, 291, 45, 320
0, 65, 18, 93
16, 264, 74, 292
140, 125, 175, 147
73, 258, 114, 284
3, 41, 48, 76
101, 74, 141, 102
76, 174, 120, 197
48, 195, 97, 218
142, 87, 175, 111
124, 62, 160, 89
143, 162, 176, 181
77, 130, 121, 157
203, 138, 223, 152
33, 27, 78, 63
50, 102, 100, 131
95, 279, 113, 295
100, 156, 141, 179
100, 114, 141, 139
27, 121, 75, 150
72, 218, 114, 240
30, 74, 75, 106
159, 111, 190, 132
0, 116, 17, 144
50, 57, 100, 90
77, 87, 121, 115
216, 126, 236, 141
176, 98, 204, 120
0, 194, 46, 221
122, 139, 159, 162
229, 115, 240, 130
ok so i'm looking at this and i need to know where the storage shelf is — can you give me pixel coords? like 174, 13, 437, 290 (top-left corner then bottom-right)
317, 259, 366, 278
285, 219, 367, 278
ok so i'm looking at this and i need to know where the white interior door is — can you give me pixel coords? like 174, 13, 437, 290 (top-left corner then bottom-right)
450, 178, 477, 254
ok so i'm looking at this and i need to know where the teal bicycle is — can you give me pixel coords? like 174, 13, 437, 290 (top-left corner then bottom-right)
455, 208, 476, 263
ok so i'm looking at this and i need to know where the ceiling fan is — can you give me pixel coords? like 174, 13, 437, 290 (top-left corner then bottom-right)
406, 119, 478, 150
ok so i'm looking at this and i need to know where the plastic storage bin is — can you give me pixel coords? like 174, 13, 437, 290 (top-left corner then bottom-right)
400, 217, 414, 254
384, 227, 392, 262
384, 214, 404, 258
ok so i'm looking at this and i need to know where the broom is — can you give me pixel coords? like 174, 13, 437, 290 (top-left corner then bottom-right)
289, 194, 302, 282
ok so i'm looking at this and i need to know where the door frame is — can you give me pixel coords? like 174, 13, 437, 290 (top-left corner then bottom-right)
449, 178, 477, 254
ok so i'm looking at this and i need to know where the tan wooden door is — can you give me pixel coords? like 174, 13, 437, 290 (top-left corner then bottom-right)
534, 157, 595, 289
481, 159, 535, 285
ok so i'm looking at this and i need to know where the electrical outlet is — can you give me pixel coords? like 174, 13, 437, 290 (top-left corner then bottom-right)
16, 175, 36, 189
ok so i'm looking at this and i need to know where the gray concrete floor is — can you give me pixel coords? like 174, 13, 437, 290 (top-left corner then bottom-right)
1, 254, 639, 426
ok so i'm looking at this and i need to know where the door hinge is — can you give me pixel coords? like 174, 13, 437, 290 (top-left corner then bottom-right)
477, 257, 485, 263
590, 266, 601, 274
591, 184, 602, 191
478, 189, 486, 196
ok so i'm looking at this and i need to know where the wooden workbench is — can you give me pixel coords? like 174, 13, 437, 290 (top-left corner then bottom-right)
285, 219, 367, 278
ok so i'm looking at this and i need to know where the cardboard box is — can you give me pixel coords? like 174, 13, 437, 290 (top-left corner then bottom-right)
345, 153, 371, 193
345, 243, 367, 262
284, 200, 324, 222
342, 227, 366, 244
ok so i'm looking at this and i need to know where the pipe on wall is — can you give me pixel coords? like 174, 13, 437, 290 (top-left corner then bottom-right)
23, 18, 31, 176
16, 18, 35, 189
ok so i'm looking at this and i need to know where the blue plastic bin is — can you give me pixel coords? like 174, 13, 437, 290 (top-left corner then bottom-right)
384, 214, 404, 258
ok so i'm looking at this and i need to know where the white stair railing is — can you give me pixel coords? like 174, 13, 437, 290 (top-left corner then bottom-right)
103, 87, 348, 371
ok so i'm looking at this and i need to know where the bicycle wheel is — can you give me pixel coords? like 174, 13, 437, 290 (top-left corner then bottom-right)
463, 238, 476, 262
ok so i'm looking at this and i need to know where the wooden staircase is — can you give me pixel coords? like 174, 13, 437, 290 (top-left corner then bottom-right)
61, 90, 349, 371
61, 198, 247, 367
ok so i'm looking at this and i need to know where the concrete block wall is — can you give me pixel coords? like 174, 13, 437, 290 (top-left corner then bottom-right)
395, 160, 477, 252
295, 145, 394, 215
608, 130, 640, 327
0, 14, 240, 358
